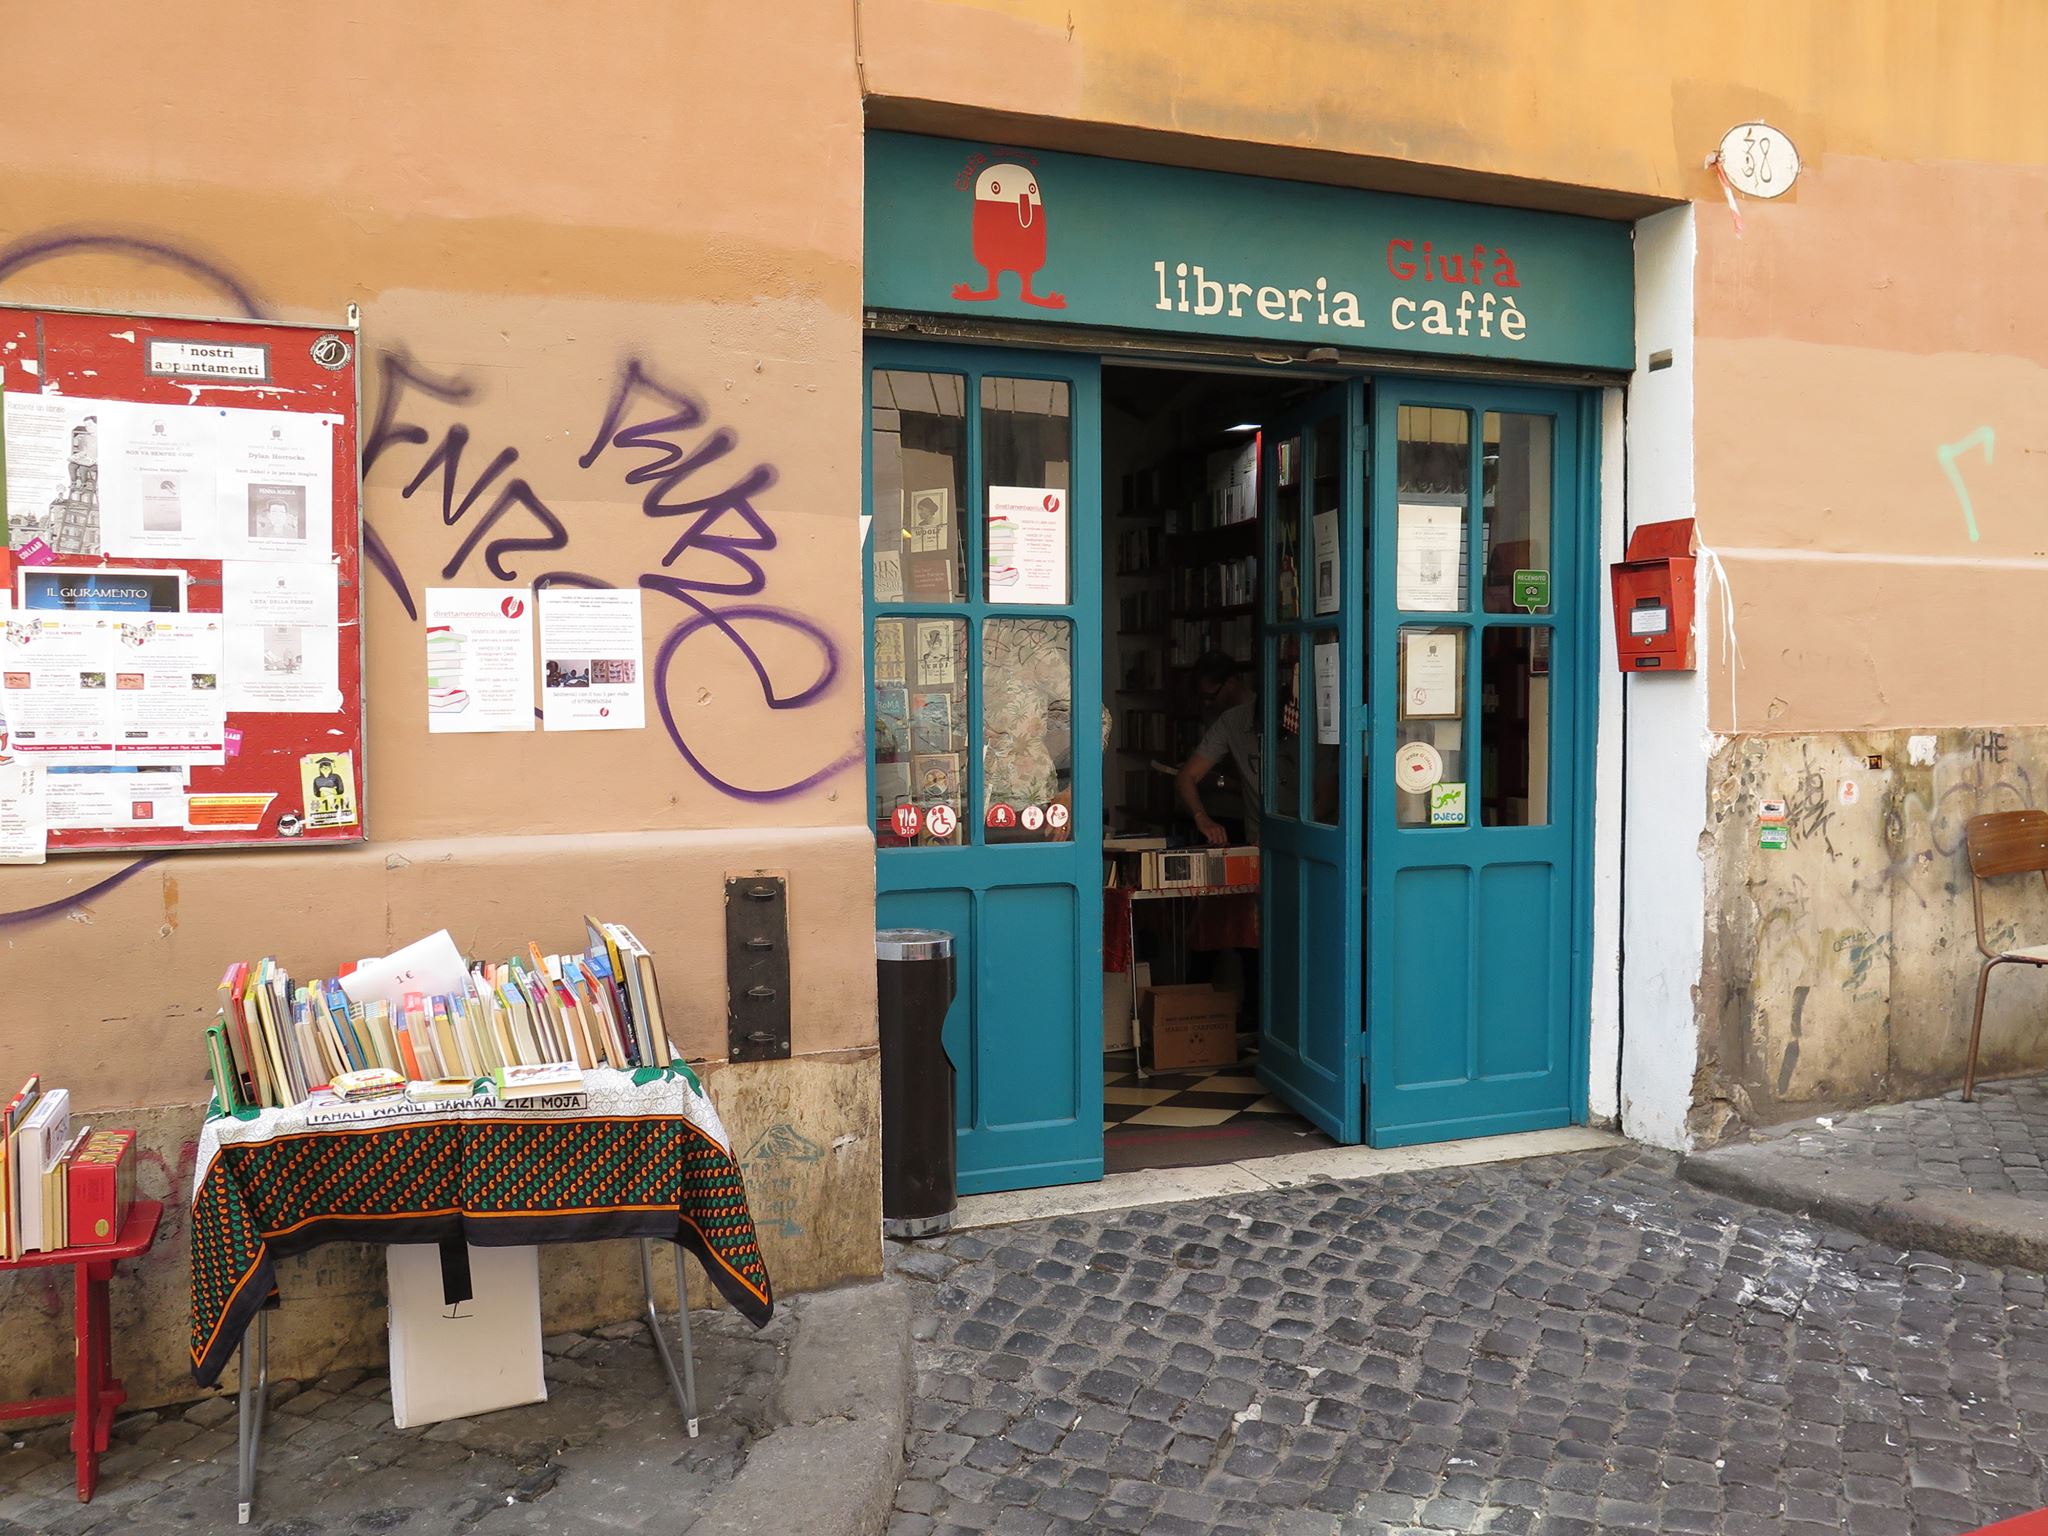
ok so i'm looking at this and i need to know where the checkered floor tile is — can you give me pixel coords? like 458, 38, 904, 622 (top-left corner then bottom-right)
1102, 1049, 1296, 1131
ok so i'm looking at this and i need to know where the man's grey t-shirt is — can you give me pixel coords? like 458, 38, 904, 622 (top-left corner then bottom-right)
1196, 700, 1261, 842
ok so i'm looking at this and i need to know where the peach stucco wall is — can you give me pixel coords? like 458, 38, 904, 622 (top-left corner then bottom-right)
861, 0, 2048, 734
0, 1, 873, 1104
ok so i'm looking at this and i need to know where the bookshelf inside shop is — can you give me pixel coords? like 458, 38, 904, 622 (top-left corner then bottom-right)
1108, 434, 1260, 835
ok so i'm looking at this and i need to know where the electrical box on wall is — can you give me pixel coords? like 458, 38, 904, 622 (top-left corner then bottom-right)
1610, 519, 1698, 672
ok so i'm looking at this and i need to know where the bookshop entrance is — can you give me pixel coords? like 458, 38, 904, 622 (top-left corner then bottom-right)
866, 344, 1598, 1192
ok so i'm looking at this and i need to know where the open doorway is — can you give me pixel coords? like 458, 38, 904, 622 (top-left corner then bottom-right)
1098, 363, 1337, 1174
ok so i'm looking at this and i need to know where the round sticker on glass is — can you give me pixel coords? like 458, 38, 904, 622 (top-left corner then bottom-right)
1046, 802, 1070, 830
987, 803, 1017, 830
924, 803, 958, 840
1394, 741, 1444, 794
890, 804, 921, 839
1020, 804, 1046, 832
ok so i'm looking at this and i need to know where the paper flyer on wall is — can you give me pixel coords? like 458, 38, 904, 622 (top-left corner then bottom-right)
99, 400, 223, 559
537, 589, 644, 731
216, 408, 335, 563
220, 560, 343, 713
0, 762, 48, 863
985, 486, 1068, 605
1402, 630, 1459, 718
1395, 502, 1463, 613
4, 393, 109, 558
424, 588, 536, 733
0, 613, 115, 761
300, 748, 358, 829
1312, 509, 1340, 616
109, 615, 227, 763
45, 766, 186, 831
1314, 640, 1340, 745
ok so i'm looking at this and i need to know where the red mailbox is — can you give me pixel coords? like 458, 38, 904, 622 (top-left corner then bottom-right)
1610, 518, 1697, 672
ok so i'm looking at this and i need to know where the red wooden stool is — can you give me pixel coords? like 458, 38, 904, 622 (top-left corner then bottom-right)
0, 1200, 162, 1501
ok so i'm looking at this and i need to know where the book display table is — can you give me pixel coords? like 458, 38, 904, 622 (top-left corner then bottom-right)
0, 1199, 164, 1503
187, 1068, 773, 1523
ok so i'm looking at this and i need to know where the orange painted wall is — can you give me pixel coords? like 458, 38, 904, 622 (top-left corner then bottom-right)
0, 2, 872, 1100
861, 0, 2048, 733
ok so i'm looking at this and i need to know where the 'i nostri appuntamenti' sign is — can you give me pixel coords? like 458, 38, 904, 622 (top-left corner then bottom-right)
865, 133, 1633, 372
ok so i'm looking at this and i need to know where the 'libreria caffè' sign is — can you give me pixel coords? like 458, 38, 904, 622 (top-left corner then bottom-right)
865, 134, 1633, 372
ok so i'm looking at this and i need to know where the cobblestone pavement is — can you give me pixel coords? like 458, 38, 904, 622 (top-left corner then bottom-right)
1697, 1077, 2048, 1202
887, 1146, 2048, 1536
0, 1306, 787, 1536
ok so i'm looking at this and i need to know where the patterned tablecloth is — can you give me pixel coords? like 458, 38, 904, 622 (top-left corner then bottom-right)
188, 1066, 774, 1386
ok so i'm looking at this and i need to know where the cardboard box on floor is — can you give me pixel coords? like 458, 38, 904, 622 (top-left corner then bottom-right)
1141, 983, 1239, 1071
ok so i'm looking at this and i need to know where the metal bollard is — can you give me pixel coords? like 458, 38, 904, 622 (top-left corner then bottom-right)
876, 928, 958, 1240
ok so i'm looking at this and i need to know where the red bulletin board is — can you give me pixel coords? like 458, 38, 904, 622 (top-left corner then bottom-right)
0, 307, 364, 852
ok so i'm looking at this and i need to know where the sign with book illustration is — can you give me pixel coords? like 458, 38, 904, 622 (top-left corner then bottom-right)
0, 305, 365, 855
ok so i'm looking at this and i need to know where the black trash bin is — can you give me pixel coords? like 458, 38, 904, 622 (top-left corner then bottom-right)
877, 928, 958, 1240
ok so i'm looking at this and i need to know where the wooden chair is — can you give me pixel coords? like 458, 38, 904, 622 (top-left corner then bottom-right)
1961, 810, 2048, 1099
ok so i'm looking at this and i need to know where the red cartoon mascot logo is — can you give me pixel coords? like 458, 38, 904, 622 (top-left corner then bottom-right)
954, 162, 1065, 310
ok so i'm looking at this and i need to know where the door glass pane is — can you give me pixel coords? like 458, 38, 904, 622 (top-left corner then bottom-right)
1395, 624, 1466, 828
1310, 636, 1339, 825
1482, 412, 1553, 614
1482, 626, 1550, 826
875, 616, 967, 846
1395, 406, 1469, 614
1311, 418, 1340, 616
1270, 632, 1301, 819
870, 371, 966, 605
983, 617, 1073, 844
980, 377, 1071, 602
1272, 436, 1303, 620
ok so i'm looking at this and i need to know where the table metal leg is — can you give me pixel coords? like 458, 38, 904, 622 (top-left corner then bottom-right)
72, 1261, 94, 1502
637, 1240, 699, 1438
236, 1310, 269, 1526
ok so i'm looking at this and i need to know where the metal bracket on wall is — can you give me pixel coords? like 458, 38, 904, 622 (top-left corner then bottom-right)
725, 874, 792, 1063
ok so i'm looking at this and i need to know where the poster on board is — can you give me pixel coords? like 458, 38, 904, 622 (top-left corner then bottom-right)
0, 303, 364, 852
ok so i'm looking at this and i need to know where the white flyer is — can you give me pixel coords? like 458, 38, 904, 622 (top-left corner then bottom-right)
4, 393, 111, 558
538, 589, 645, 731
0, 614, 115, 761
1402, 630, 1460, 719
221, 560, 343, 713
985, 486, 1067, 605
424, 588, 537, 733
1314, 640, 1340, 746
1313, 509, 1340, 616
1396, 502, 1463, 613
100, 400, 222, 559
108, 615, 227, 763
0, 762, 47, 863
45, 766, 186, 830
217, 407, 335, 563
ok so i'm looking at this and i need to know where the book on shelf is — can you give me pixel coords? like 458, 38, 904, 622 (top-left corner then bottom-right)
3, 1075, 39, 1261
67, 1129, 134, 1247
16, 1087, 69, 1255
203, 920, 683, 1112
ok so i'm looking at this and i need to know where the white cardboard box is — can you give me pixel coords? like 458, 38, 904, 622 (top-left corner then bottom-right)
386, 1243, 546, 1428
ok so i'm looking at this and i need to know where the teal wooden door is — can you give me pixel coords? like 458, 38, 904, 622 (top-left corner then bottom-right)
864, 342, 1104, 1194
1257, 381, 1365, 1144
1366, 379, 1595, 1146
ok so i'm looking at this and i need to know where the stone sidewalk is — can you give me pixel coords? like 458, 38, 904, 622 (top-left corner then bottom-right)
888, 1144, 2048, 1536
1683, 1076, 2048, 1272
0, 1280, 909, 1536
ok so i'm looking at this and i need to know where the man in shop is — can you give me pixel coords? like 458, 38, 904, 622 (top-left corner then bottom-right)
1176, 651, 1260, 846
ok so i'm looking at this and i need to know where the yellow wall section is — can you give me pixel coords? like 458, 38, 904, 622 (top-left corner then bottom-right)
863, 0, 2048, 734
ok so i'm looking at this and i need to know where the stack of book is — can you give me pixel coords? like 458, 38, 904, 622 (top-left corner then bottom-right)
0, 1078, 136, 1258
207, 917, 675, 1114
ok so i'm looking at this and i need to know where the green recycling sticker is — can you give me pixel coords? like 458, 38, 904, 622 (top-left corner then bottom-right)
1513, 569, 1550, 612
1759, 825, 1789, 851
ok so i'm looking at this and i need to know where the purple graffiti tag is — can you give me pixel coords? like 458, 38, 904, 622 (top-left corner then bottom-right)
361, 349, 569, 598
644, 592, 863, 802
580, 359, 779, 594
0, 230, 269, 320
0, 854, 169, 930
